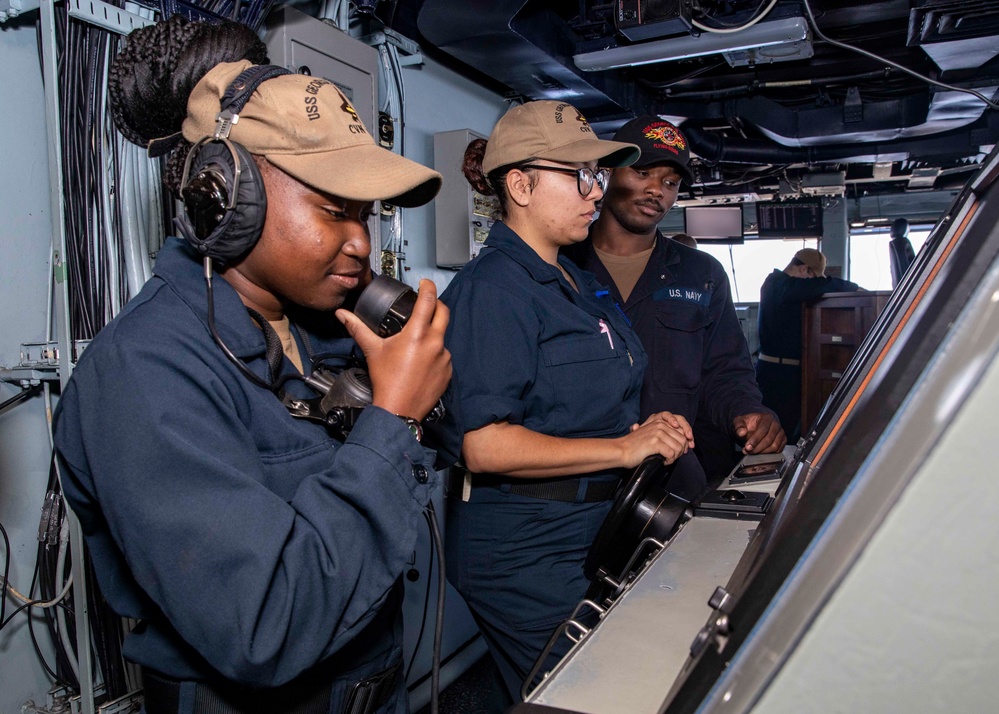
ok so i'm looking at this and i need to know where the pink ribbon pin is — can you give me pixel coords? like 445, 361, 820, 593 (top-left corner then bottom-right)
599, 319, 614, 350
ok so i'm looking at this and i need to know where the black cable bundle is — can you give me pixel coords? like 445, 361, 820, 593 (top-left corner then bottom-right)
56, 1, 130, 341
159, 0, 276, 32
34, 469, 80, 693
32, 1, 134, 697
33, 542, 78, 691
85, 551, 131, 699
28, 456, 133, 699
0, 457, 79, 692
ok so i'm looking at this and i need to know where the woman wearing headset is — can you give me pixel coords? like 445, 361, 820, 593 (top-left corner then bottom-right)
440, 101, 694, 707
53, 16, 456, 714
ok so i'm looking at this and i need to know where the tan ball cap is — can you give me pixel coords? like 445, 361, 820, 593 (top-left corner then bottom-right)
794, 248, 827, 277
482, 100, 639, 174
183, 61, 441, 208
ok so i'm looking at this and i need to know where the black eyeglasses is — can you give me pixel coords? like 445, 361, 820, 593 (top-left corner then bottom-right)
520, 164, 610, 196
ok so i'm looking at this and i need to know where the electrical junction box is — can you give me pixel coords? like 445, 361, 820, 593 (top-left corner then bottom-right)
801, 171, 846, 197
264, 6, 378, 128
615, 0, 692, 42
434, 129, 501, 268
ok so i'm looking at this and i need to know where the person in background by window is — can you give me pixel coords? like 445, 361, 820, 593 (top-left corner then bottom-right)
564, 116, 785, 499
889, 217, 917, 288
756, 248, 861, 441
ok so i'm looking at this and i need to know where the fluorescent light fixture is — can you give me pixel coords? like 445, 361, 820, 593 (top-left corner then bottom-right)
574, 17, 809, 72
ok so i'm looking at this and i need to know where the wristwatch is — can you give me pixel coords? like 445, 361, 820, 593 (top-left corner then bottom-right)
398, 415, 423, 442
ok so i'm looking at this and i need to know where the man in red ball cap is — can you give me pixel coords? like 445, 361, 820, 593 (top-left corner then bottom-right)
564, 116, 785, 497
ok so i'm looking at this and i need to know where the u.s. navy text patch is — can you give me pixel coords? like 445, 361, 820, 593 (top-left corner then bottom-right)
653, 286, 712, 307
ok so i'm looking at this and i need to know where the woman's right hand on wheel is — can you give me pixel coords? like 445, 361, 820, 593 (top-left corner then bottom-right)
336, 279, 452, 422
616, 411, 693, 468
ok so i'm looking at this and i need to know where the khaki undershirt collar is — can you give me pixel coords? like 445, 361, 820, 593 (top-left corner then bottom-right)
593, 240, 656, 302
267, 316, 304, 374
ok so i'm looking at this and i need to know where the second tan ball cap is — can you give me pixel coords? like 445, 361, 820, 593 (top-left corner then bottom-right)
482, 101, 640, 174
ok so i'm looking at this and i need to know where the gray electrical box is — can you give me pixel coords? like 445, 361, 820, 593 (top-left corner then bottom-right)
434, 129, 500, 268
264, 6, 378, 127
264, 6, 381, 263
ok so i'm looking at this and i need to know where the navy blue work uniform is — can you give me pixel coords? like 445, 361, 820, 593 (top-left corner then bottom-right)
564, 234, 771, 496
440, 222, 646, 703
54, 237, 461, 714
756, 268, 859, 440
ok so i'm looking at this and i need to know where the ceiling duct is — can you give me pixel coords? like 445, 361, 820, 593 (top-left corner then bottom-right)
682, 119, 995, 166
417, 0, 628, 115
408, 0, 998, 193
909, 0, 999, 71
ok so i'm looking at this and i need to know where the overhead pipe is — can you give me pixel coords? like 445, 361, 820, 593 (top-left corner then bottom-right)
682, 113, 997, 167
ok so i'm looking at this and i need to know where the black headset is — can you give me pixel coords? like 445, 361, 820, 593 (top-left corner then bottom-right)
176, 64, 292, 264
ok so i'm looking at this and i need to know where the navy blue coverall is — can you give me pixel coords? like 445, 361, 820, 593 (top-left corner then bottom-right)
756, 268, 859, 440
440, 222, 647, 703
54, 237, 461, 714
564, 234, 771, 497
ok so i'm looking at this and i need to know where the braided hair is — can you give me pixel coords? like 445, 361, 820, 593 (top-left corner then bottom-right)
108, 15, 268, 194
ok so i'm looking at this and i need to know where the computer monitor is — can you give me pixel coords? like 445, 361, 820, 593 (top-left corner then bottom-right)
756, 200, 822, 238
684, 205, 744, 244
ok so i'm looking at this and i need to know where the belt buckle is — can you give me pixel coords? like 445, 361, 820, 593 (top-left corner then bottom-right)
343, 680, 371, 714
342, 664, 399, 714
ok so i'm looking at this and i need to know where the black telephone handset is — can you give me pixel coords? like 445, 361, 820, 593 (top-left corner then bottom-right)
352, 275, 419, 337
287, 275, 445, 436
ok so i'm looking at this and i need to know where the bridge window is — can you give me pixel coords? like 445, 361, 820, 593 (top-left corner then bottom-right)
848, 226, 932, 291
698, 238, 818, 303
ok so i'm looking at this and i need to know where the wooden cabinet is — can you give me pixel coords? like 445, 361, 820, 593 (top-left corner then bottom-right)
801, 291, 892, 432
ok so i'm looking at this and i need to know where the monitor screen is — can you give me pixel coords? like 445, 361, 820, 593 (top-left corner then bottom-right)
756, 201, 822, 238
684, 205, 744, 244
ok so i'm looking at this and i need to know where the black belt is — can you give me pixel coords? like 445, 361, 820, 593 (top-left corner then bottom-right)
448, 468, 619, 503
142, 662, 399, 714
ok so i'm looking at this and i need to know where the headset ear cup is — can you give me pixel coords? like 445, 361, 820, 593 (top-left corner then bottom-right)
176, 140, 267, 264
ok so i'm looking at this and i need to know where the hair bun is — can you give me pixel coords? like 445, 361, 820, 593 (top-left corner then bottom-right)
108, 15, 203, 147
461, 138, 494, 196
107, 16, 268, 192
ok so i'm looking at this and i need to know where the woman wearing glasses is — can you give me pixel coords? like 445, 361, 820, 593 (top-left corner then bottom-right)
440, 101, 694, 708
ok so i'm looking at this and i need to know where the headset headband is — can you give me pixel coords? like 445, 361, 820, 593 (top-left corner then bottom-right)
213, 65, 293, 140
